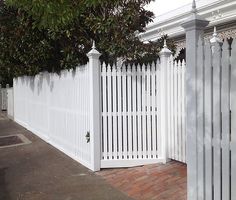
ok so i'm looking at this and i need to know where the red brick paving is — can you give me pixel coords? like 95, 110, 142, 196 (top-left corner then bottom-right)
97, 161, 187, 200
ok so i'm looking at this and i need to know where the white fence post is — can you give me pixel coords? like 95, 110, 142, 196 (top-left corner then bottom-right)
159, 40, 172, 163
181, 1, 209, 199
87, 41, 102, 171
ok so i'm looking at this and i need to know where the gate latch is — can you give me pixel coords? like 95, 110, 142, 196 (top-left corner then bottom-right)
85, 131, 90, 143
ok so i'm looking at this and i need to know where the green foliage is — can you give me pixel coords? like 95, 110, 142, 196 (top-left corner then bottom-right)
0, 0, 176, 85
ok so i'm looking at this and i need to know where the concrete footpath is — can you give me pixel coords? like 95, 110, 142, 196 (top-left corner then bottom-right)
0, 112, 132, 200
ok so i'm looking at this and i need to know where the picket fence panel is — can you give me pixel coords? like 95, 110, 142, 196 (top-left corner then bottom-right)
167, 57, 186, 163
101, 62, 163, 168
14, 65, 92, 170
193, 37, 236, 200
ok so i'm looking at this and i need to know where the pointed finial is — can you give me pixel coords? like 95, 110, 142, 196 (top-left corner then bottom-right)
191, 0, 197, 13
163, 39, 167, 48
87, 40, 101, 57
210, 26, 222, 44
160, 39, 172, 56
92, 40, 96, 49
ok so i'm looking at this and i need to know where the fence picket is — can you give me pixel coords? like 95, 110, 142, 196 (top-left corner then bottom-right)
221, 39, 230, 200
107, 64, 113, 159
174, 61, 178, 160
127, 64, 133, 159
112, 65, 118, 159
204, 41, 213, 200
147, 64, 152, 158
177, 60, 182, 162
117, 65, 123, 159
157, 61, 161, 157
132, 65, 138, 159
182, 60, 186, 163
212, 41, 222, 200
170, 58, 174, 159
197, 37, 204, 199
230, 39, 236, 200
151, 62, 157, 157
122, 65, 128, 159
137, 64, 143, 159
102, 64, 108, 159
142, 64, 147, 158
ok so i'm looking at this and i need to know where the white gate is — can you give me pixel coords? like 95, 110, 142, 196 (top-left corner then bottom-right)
100, 62, 162, 168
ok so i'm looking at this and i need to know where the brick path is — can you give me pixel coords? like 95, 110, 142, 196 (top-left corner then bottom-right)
97, 161, 187, 200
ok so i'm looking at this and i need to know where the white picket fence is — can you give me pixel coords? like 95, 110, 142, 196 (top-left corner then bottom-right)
100, 59, 186, 167
167, 58, 186, 163
12, 43, 187, 170
189, 36, 236, 200
14, 66, 93, 169
7, 88, 14, 119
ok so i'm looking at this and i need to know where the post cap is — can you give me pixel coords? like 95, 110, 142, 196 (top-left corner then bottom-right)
210, 27, 223, 44
181, 0, 209, 30
87, 40, 101, 58
159, 39, 172, 56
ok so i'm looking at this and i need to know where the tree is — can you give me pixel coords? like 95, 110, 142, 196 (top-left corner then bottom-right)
0, 0, 175, 86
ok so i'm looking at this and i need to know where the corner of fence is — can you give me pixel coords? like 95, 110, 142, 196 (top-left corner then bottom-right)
87, 41, 102, 172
